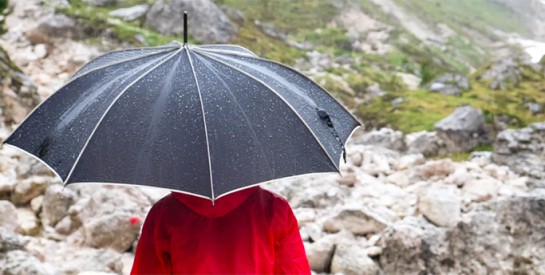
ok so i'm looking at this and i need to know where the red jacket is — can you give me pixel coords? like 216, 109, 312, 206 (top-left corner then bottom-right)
131, 187, 310, 274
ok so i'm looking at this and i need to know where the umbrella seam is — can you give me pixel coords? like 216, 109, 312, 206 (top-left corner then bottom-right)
195, 48, 363, 128
185, 50, 216, 203
193, 49, 340, 172
3, 47, 180, 145
73, 47, 179, 80
63, 46, 185, 185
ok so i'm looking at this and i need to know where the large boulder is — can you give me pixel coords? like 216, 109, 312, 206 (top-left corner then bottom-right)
492, 122, 545, 181
435, 106, 487, 153
145, 0, 236, 43
379, 194, 545, 274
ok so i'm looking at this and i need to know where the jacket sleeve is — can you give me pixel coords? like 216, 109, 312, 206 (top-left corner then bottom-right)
273, 198, 311, 274
131, 202, 172, 275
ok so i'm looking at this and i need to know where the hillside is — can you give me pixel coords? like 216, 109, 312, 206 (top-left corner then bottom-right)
49, 0, 545, 135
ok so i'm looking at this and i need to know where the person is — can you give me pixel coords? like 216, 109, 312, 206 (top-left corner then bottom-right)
131, 186, 311, 274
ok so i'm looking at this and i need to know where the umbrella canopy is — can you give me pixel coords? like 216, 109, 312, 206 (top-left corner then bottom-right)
4, 41, 360, 201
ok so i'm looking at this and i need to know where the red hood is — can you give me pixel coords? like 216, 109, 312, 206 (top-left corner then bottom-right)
171, 187, 259, 218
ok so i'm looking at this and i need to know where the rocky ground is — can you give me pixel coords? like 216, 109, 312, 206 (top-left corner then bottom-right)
0, 0, 544, 275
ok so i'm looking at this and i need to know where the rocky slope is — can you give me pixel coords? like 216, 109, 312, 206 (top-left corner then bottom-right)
0, 0, 544, 274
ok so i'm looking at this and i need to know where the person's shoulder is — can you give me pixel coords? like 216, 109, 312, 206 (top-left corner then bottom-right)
149, 193, 183, 213
258, 187, 290, 208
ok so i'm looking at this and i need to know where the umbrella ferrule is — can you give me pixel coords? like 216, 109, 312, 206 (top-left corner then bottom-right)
183, 11, 188, 45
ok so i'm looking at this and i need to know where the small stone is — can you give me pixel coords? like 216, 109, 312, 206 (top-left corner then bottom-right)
30, 195, 43, 213
16, 208, 40, 236
33, 44, 48, 59
0, 200, 18, 232
293, 208, 316, 226
323, 205, 390, 235
11, 176, 51, 204
418, 185, 461, 228
331, 243, 380, 275
462, 178, 499, 203
337, 173, 357, 187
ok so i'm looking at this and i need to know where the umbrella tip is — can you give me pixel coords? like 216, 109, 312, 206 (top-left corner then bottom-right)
183, 11, 188, 45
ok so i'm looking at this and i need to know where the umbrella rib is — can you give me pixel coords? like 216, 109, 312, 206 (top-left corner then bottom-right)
193, 49, 340, 172
197, 49, 361, 129
63, 46, 184, 185
185, 50, 216, 203
3, 47, 181, 146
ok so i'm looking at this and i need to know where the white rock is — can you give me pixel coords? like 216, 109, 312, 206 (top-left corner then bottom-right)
108, 5, 149, 22
418, 185, 461, 228
462, 178, 500, 203
33, 44, 48, 59
394, 153, 425, 170
11, 176, 52, 204
323, 205, 390, 235
83, 213, 141, 252
0, 200, 18, 231
294, 208, 317, 226
30, 195, 43, 213
306, 232, 354, 273
16, 207, 40, 235
300, 222, 324, 242
331, 243, 380, 275
41, 184, 77, 226
386, 171, 410, 187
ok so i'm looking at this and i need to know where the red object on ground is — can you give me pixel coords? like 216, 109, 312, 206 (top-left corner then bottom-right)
131, 186, 310, 274
129, 216, 140, 225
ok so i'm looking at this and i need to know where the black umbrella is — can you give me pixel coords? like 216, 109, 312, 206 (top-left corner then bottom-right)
4, 16, 360, 202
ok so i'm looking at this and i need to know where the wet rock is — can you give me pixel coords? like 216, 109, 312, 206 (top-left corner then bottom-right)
108, 5, 149, 22
331, 243, 380, 275
435, 106, 487, 153
11, 176, 51, 204
41, 184, 77, 227
145, 0, 236, 43
492, 122, 545, 180
418, 184, 461, 228
0, 200, 18, 231
323, 204, 390, 235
